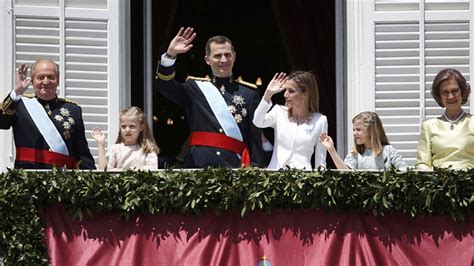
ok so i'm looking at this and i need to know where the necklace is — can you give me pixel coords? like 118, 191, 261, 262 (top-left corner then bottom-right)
289, 113, 313, 125
443, 111, 464, 130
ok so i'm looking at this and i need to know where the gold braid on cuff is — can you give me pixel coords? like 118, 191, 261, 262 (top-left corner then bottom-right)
1, 97, 14, 114
156, 72, 176, 81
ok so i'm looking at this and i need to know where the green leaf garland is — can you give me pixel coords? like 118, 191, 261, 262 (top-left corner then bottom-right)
0, 167, 472, 265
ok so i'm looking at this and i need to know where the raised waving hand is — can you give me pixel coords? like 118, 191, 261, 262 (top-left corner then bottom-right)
166, 27, 197, 58
263, 72, 288, 102
15, 63, 31, 96
91, 128, 107, 170
91, 128, 105, 145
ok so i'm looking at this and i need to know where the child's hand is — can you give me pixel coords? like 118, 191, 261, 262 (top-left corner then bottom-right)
91, 128, 105, 145
319, 133, 334, 150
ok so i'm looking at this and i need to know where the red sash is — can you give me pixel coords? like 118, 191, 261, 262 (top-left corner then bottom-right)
189, 132, 250, 167
16, 147, 76, 169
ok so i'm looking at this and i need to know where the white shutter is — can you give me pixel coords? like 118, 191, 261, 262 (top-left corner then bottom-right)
15, 17, 60, 89
349, 0, 472, 167
375, 21, 421, 166
64, 18, 109, 154
0, 0, 126, 169
424, 22, 470, 119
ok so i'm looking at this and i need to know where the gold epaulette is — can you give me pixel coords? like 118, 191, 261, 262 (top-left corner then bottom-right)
187, 75, 211, 81
235, 79, 258, 89
1, 94, 18, 115
22, 93, 35, 98
59, 98, 79, 105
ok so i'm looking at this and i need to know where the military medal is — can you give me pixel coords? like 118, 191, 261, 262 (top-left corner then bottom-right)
234, 114, 242, 123
53, 107, 75, 139
45, 104, 52, 115
54, 115, 63, 122
228, 95, 247, 124
232, 95, 244, 106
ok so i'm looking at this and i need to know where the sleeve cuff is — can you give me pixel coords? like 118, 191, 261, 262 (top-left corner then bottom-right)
10, 90, 22, 102
161, 53, 176, 67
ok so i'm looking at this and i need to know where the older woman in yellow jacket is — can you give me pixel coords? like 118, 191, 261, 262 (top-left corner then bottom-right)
416, 68, 474, 170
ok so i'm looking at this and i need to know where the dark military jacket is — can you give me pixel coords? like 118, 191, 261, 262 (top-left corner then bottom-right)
0, 93, 95, 169
156, 63, 265, 168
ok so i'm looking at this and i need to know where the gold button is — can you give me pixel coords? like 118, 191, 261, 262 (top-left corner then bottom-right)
216, 151, 221, 156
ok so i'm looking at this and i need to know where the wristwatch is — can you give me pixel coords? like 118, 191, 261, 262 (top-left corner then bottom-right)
164, 53, 176, 60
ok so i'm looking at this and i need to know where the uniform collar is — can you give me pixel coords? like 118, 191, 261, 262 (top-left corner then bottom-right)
211, 75, 234, 88
36, 95, 59, 106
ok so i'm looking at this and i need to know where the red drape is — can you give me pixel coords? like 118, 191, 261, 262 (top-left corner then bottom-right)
41, 205, 474, 266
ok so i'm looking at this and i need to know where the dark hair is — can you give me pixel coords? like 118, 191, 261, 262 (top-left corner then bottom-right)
205, 35, 234, 55
287, 71, 320, 115
431, 68, 471, 107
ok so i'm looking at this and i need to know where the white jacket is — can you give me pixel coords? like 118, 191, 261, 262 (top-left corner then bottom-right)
253, 99, 328, 170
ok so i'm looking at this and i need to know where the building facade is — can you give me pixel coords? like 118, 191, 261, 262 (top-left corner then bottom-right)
1, 0, 473, 169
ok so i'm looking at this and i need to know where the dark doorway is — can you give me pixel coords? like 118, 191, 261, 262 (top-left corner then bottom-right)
131, 0, 336, 167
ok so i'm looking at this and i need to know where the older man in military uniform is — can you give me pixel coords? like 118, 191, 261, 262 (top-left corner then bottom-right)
155, 27, 264, 168
0, 59, 95, 169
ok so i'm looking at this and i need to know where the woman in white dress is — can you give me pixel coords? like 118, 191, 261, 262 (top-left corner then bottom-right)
253, 71, 328, 170
91, 106, 159, 170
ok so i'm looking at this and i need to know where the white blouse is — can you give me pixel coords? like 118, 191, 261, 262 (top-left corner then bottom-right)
106, 143, 158, 170
253, 99, 328, 170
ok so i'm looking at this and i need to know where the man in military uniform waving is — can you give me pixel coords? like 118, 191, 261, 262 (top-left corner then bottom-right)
156, 27, 264, 168
0, 59, 95, 169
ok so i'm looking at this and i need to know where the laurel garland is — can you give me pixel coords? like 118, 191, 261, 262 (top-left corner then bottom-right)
0, 167, 473, 265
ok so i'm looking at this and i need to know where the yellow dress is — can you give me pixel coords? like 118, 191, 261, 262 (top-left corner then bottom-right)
416, 114, 474, 169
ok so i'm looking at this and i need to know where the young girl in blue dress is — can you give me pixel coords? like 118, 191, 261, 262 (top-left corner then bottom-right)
319, 111, 407, 170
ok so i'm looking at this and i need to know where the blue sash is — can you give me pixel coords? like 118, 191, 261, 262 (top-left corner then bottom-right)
22, 97, 69, 156
195, 80, 243, 141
